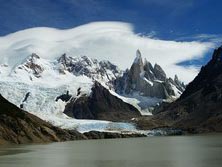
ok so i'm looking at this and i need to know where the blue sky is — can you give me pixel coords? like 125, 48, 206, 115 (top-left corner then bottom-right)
0, 0, 221, 67
1, 0, 222, 38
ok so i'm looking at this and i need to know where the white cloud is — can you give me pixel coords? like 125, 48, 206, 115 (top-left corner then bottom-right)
0, 21, 214, 83
178, 34, 222, 44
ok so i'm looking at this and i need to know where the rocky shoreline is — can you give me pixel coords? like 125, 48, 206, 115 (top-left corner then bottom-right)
83, 131, 146, 139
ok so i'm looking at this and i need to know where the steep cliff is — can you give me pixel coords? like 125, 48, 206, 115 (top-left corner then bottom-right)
152, 46, 222, 133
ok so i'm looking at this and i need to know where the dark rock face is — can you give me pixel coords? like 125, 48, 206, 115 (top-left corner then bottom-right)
180, 47, 222, 99
153, 46, 222, 133
0, 95, 86, 144
153, 64, 167, 81
20, 92, 31, 109
64, 82, 141, 121
55, 91, 72, 102
115, 50, 185, 99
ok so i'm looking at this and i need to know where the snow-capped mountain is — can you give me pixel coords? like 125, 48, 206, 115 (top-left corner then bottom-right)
2, 52, 121, 85
0, 52, 136, 132
115, 50, 185, 99
0, 48, 185, 132
57, 53, 122, 85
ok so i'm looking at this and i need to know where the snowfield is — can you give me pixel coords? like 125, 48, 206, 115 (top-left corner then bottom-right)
0, 80, 140, 133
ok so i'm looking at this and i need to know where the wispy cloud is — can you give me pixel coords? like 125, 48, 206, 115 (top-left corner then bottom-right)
177, 33, 222, 45
0, 21, 214, 83
190, 34, 222, 44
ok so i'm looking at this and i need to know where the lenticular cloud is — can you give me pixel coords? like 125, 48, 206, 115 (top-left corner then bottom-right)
0, 21, 213, 83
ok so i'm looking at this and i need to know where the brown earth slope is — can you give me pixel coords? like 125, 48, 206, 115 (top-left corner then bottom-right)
0, 94, 86, 144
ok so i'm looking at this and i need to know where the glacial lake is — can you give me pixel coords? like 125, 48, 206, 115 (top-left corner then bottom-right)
0, 134, 222, 167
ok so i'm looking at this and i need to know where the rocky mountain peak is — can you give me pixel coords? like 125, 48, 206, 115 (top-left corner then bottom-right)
115, 50, 185, 99
57, 54, 122, 83
30, 53, 40, 60
143, 59, 155, 81
174, 74, 179, 82
134, 49, 143, 65
16, 53, 44, 78
131, 49, 144, 74
174, 74, 181, 87
123, 50, 146, 93
144, 58, 154, 71
212, 46, 222, 62
153, 63, 167, 81
23, 53, 41, 66
99, 60, 120, 75
136, 49, 142, 57
58, 53, 69, 65
180, 46, 222, 99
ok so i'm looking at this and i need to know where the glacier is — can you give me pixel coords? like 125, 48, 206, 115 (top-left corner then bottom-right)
0, 24, 189, 134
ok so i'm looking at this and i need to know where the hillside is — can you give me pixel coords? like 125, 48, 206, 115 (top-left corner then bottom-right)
143, 47, 222, 133
0, 94, 86, 144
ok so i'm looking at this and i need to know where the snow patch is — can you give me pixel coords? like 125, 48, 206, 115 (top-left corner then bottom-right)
108, 89, 162, 115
